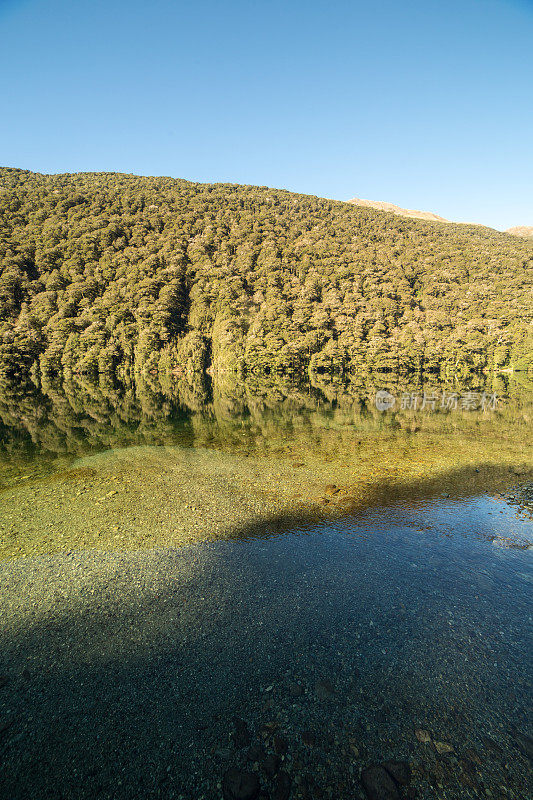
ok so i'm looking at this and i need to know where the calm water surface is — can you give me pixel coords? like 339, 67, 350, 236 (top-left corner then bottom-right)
0, 377, 532, 800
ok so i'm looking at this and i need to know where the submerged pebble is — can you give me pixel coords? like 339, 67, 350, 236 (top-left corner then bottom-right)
222, 768, 260, 800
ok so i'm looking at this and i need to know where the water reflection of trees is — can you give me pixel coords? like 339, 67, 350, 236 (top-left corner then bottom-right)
0, 368, 530, 466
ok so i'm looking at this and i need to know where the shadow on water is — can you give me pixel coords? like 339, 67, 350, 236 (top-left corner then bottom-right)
1, 480, 532, 800
217, 461, 533, 545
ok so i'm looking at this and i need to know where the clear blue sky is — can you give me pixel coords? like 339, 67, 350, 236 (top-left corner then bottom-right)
1, 0, 532, 230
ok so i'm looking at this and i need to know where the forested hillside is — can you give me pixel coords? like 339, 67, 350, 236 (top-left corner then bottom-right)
0, 168, 531, 383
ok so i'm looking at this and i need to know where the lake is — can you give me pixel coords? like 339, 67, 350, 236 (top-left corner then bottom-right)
0, 374, 532, 800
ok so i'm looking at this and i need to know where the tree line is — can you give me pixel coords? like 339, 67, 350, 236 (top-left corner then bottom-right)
1, 168, 531, 385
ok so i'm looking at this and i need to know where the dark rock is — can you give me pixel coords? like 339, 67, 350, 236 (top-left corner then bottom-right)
300, 774, 323, 800
261, 721, 280, 736
480, 735, 503, 755
314, 679, 335, 700
424, 756, 454, 787
0, 676, 8, 689
382, 760, 411, 786
273, 771, 291, 800
360, 765, 400, 800
289, 683, 303, 698
463, 748, 482, 766
301, 729, 316, 747
262, 753, 280, 778
247, 744, 265, 762
512, 730, 533, 761
457, 758, 479, 790
222, 768, 260, 800
273, 735, 288, 755
232, 717, 252, 749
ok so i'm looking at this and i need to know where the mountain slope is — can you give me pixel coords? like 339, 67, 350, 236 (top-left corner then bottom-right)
506, 226, 533, 239
0, 168, 532, 382
348, 197, 449, 223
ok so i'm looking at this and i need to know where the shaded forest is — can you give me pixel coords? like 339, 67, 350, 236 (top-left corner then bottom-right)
1, 168, 532, 385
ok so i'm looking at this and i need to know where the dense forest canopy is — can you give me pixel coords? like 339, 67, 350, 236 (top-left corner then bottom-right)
0, 168, 532, 386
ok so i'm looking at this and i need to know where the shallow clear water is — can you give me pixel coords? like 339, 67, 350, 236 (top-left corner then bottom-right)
0, 377, 532, 799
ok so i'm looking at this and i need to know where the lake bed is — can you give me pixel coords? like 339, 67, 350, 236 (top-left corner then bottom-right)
0, 379, 532, 799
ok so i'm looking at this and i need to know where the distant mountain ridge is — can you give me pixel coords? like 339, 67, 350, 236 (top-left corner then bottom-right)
348, 197, 450, 223
505, 226, 533, 239
348, 197, 531, 237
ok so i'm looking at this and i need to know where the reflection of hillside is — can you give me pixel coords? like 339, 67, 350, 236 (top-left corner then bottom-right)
0, 370, 531, 559
0, 370, 530, 471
